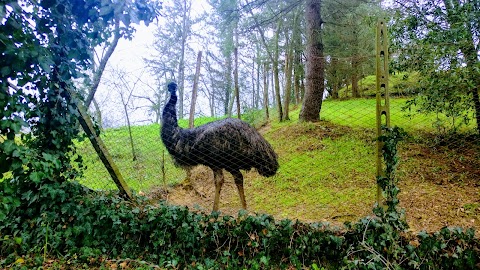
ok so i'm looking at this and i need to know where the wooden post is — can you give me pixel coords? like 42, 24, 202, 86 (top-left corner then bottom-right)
189, 51, 202, 128
376, 19, 390, 205
69, 90, 133, 200
161, 150, 166, 188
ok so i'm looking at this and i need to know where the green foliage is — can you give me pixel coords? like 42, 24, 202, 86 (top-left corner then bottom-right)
377, 126, 408, 219
0, 0, 160, 242
341, 126, 479, 270
1, 123, 478, 268
340, 126, 407, 269
335, 72, 421, 98
1, 2, 479, 267
2, 178, 479, 269
323, 0, 383, 98
0, 180, 345, 269
241, 107, 267, 127
390, 0, 480, 133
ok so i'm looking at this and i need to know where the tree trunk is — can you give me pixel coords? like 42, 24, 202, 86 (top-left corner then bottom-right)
293, 50, 304, 104
271, 63, 276, 107
263, 62, 270, 120
291, 8, 302, 106
300, 0, 325, 122
177, 0, 192, 119
225, 53, 233, 116
204, 55, 216, 117
256, 54, 260, 109
244, 2, 282, 121
351, 55, 360, 98
234, 46, 241, 119
283, 38, 294, 121
252, 57, 256, 109
189, 51, 202, 128
92, 97, 102, 129
300, 76, 305, 101
121, 98, 136, 161
85, 19, 120, 108
331, 57, 340, 99
274, 20, 283, 121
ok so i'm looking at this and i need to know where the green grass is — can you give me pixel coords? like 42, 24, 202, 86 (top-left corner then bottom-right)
321, 97, 476, 132
76, 96, 476, 196
253, 131, 376, 220
0, 94, 475, 226
337, 72, 420, 98
77, 124, 184, 191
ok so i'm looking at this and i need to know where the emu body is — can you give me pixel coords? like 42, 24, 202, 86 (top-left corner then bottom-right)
161, 82, 279, 211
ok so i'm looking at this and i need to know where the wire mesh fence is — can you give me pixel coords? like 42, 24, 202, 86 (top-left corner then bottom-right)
75, 82, 480, 232
77, 123, 185, 192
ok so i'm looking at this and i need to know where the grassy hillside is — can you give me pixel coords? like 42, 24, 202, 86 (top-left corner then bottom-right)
76, 96, 478, 192
336, 72, 420, 98
75, 97, 480, 232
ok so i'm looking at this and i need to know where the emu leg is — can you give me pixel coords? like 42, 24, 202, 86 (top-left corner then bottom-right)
212, 169, 224, 211
230, 170, 247, 210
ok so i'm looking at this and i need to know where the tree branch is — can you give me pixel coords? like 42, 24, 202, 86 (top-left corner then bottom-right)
85, 18, 121, 108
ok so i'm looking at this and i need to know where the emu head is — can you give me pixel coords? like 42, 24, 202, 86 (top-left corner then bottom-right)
167, 82, 177, 95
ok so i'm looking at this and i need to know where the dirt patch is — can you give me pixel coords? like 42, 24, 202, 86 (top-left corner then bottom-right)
147, 166, 249, 217
397, 140, 480, 233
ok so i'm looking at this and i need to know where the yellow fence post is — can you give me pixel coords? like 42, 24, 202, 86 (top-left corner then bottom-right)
376, 19, 390, 205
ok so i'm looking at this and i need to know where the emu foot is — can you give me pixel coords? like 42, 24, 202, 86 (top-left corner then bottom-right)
180, 179, 193, 189
179, 179, 206, 198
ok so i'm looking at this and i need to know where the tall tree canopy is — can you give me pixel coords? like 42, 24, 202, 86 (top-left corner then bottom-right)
147, 0, 201, 119
390, 0, 480, 133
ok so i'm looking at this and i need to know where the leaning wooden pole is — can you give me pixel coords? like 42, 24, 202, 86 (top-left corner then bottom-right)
68, 90, 133, 200
376, 19, 390, 205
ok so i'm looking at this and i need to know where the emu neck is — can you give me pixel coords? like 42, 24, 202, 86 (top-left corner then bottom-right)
162, 92, 179, 129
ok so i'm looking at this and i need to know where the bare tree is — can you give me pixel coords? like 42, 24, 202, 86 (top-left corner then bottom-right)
106, 67, 144, 161
132, 78, 165, 124
147, 0, 197, 119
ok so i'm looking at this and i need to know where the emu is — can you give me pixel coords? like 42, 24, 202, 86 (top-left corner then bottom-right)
161, 82, 279, 211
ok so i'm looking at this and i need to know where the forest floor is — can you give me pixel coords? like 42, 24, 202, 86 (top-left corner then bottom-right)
146, 122, 480, 235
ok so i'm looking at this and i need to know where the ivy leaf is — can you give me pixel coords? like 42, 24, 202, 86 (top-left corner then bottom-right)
99, 5, 113, 17
30, 171, 45, 183
14, 237, 22, 245
38, 55, 53, 73
1, 66, 11, 76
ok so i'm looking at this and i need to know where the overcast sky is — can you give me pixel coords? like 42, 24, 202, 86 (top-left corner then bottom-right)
94, 22, 157, 127
96, 1, 212, 127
